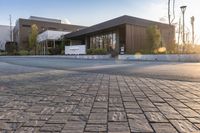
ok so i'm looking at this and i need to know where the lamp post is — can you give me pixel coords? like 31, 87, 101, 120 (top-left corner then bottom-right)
180, 6, 187, 52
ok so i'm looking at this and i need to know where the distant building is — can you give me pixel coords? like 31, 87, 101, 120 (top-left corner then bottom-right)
13, 16, 86, 50
65, 15, 175, 54
0, 25, 12, 51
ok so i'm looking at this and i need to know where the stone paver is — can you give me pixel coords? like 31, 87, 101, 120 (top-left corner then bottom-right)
170, 120, 200, 132
151, 123, 178, 133
108, 122, 130, 133
108, 111, 127, 122
85, 124, 107, 132
128, 114, 154, 132
145, 112, 168, 123
0, 69, 200, 132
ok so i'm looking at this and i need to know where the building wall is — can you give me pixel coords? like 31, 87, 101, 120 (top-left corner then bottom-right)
13, 19, 85, 50
67, 23, 175, 55
65, 15, 175, 55
0, 25, 11, 51
125, 24, 175, 54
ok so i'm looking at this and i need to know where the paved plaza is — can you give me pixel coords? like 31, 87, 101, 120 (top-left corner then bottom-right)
0, 57, 200, 132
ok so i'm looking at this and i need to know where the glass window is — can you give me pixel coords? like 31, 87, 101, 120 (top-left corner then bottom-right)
89, 31, 117, 52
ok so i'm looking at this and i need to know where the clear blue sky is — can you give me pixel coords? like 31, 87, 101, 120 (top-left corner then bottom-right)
1, 0, 200, 43
0, 0, 160, 26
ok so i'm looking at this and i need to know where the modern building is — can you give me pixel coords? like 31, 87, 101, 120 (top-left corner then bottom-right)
65, 15, 175, 54
13, 16, 86, 50
0, 25, 12, 51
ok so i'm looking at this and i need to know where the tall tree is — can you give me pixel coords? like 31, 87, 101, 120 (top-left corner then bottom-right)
28, 24, 38, 55
146, 25, 162, 51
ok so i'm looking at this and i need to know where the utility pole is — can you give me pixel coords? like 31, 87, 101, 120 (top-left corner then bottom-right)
191, 16, 195, 45
9, 15, 13, 42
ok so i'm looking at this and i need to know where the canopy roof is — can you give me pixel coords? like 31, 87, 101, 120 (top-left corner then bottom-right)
37, 30, 69, 42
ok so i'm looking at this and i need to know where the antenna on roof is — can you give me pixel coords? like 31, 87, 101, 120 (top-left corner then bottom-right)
9, 14, 13, 42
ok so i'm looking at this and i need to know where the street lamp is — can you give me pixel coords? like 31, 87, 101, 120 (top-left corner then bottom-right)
180, 6, 187, 51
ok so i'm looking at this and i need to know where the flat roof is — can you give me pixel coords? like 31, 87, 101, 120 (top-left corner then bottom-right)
15, 18, 87, 31
29, 16, 62, 23
65, 15, 173, 38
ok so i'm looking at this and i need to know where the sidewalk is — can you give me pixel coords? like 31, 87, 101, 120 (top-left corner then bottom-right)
0, 70, 200, 132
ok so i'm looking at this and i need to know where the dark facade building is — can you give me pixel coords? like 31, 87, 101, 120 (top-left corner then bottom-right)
65, 15, 175, 54
13, 16, 85, 50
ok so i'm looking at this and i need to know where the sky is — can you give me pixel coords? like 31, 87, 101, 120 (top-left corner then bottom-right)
0, 0, 200, 44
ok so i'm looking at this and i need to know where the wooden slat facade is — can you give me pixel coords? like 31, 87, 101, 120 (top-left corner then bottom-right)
65, 15, 175, 54
125, 24, 175, 53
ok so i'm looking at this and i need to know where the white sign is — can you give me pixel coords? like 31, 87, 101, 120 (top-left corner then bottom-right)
121, 47, 124, 52
120, 47, 124, 55
65, 45, 86, 55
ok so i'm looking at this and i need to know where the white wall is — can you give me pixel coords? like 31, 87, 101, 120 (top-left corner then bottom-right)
0, 25, 11, 51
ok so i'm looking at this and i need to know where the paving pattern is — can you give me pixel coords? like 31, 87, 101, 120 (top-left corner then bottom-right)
0, 69, 200, 133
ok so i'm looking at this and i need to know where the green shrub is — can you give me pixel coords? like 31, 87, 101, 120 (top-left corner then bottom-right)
5, 42, 18, 55
0, 51, 6, 56
49, 48, 62, 55
86, 49, 94, 55
87, 48, 107, 55
94, 48, 107, 55
18, 50, 29, 55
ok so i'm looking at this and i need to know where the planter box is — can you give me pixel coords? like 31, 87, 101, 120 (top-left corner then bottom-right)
118, 54, 200, 62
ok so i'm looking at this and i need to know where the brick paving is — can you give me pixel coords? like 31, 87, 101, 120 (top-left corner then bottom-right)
0, 70, 200, 132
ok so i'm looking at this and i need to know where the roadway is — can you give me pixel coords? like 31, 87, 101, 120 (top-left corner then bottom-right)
0, 56, 200, 82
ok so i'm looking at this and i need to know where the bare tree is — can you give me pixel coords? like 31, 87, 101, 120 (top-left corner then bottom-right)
191, 16, 195, 45
177, 17, 181, 45
167, 0, 176, 53
168, 0, 175, 25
